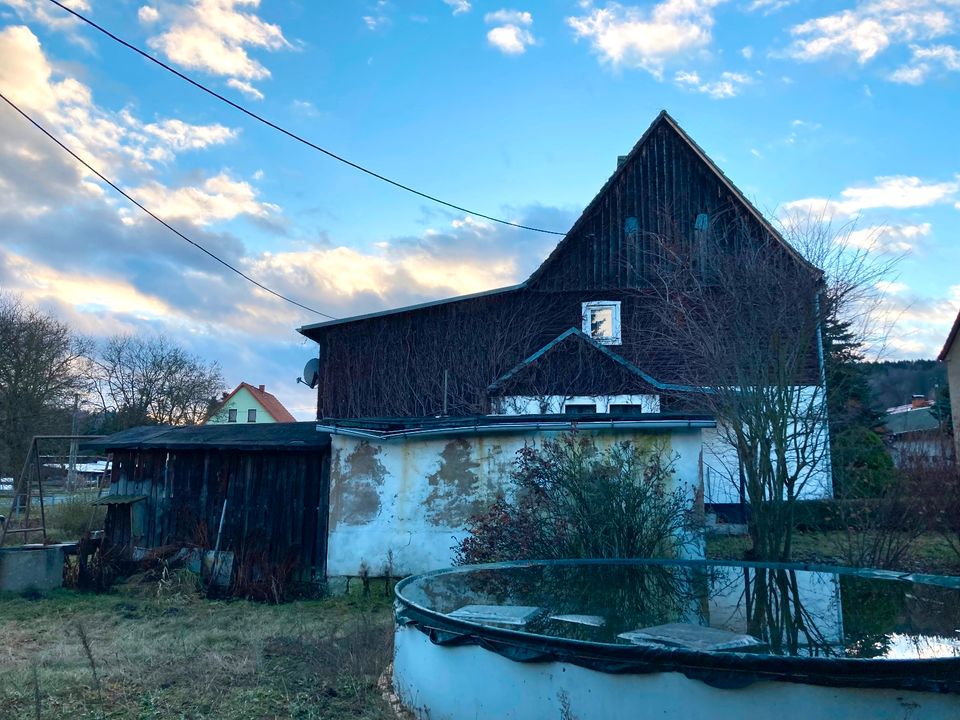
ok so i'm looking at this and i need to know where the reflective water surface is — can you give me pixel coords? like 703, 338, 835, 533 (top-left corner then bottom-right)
398, 562, 960, 660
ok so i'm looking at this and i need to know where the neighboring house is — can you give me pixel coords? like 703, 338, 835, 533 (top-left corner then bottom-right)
206, 382, 296, 425
884, 396, 951, 466
938, 309, 960, 461
298, 111, 832, 507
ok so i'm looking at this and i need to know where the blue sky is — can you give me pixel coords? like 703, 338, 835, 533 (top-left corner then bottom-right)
1, 0, 958, 419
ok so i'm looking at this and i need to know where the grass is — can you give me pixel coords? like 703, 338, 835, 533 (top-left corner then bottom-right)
707, 531, 960, 575
0, 575, 396, 720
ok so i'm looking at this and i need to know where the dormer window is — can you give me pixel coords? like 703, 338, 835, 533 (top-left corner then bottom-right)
582, 301, 621, 345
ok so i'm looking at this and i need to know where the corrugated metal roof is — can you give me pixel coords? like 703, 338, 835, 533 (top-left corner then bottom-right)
92, 422, 330, 451
91, 494, 147, 506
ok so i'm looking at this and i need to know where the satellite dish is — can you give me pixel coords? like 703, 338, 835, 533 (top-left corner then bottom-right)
300, 357, 320, 389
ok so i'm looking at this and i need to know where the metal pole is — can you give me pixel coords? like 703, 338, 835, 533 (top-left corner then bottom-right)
442, 369, 449, 416
34, 440, 47, 543
67, 393, 80, 490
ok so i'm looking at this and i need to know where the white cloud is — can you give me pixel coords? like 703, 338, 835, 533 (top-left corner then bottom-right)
0, 25, 238, 177
784, 176, 960, 218
226, 78, 264, 100
747, 0, 795, 12
141, 119, 237, 156
567, 0, 726, 78
443, 0, 471, 15
875, 280, 908, 294
843, 223, 932, 253
3, 0, 93, 43
874, 287, 960, 359
144, 0, 291, 99
138, 5, 160, 23
674, 69, 752, 98
125, 173, 279, 227
784, 1, 956, 65
484, 8, 537, 54
741, 45, 753, 59
889, 44, 960, 84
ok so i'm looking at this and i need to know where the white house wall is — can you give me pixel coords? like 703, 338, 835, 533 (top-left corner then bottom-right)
700, 385, 833, 505
492, 394, 660, 415
325, 428, 705, 577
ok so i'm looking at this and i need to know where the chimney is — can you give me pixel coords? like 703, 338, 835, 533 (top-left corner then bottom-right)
258, 384, 265, 393
911, 394, 927, 409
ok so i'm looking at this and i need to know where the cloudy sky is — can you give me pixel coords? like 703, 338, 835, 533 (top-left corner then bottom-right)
1, 0, 959, 419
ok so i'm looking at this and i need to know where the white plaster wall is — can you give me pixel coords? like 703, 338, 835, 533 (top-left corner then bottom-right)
393, 626, 959, 720
325, 428, 705, 577
702, 385, 833, 505
206, 387, 276, 424
492, 394, 660, 415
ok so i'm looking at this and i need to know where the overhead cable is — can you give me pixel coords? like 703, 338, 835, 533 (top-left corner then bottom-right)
44, 0, 566, 237
0, 91, 335, 319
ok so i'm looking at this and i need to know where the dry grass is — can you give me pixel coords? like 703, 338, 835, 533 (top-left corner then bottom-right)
708, 531, 960, 575
0, 577, 395, 719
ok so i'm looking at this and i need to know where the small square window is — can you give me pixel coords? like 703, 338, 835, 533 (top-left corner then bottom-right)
582, 301, 621, 345
247, 409, 257, 423
227, 408, 237, 423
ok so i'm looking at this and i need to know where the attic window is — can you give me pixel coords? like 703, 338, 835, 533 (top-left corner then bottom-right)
228, 409, 237, 423
694, 213, 710, 232
582, 301, 621, 345
624, 216, 639, 235
247, 409, 257, 422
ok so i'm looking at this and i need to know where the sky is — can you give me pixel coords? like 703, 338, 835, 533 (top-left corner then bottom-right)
0, 0, 959, 420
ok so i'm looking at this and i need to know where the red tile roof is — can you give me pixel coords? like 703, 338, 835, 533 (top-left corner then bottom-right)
215, 382, 297, 423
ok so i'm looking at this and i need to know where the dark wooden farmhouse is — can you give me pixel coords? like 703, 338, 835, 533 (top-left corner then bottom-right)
298, 110, 820, 421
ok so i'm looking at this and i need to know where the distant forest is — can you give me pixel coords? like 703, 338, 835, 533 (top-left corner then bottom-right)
861, 359, 947, 412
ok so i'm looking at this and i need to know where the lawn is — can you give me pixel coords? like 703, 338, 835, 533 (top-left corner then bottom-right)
707, 531, 960, 576
0, 573, 396, 720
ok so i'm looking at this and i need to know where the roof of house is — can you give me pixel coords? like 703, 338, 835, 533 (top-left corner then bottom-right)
938, 308, 960, 361
87, 422, 329, 452
317, 412, 715, 440
298, 110, 818, 339
487, 327, 699, 395
883, 405, 942, 436
213, 382, 297, 423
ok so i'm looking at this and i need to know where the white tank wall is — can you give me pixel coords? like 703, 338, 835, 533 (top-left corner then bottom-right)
393, 626, 959, 720
325, 428, 705, 577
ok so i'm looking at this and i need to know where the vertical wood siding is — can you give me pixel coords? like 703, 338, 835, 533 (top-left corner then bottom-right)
104, 447, 330, 580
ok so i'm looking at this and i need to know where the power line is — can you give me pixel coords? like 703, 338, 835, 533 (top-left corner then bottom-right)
44, 0, 567, 237
0, 91, 336, 319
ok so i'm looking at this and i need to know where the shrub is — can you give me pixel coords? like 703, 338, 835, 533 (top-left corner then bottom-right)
43, 495, 105, 541
454, 433, 698, 564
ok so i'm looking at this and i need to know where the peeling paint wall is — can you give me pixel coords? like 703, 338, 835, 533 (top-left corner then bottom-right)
325, 428, 705, 577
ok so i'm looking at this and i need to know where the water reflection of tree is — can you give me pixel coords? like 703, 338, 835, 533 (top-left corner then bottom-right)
744, 568, 838, 657
409, 563, 711, 644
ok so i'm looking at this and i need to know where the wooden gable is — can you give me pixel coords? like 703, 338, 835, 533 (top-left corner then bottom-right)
527, 111, 812, 292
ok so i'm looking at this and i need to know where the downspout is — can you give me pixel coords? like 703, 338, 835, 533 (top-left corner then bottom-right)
814, 290, 834, 497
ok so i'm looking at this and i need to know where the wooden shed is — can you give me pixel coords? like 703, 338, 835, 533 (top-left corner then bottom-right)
93, 423, 331, 581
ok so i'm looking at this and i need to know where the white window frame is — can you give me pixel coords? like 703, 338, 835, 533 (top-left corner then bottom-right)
582, 301, 622, 345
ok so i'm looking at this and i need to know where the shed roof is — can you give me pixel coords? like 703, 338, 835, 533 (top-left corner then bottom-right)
89, 422, 330, 452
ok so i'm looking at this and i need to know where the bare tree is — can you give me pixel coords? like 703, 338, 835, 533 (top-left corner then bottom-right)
0, 292, 90, 477
641, 216, 896, 561
92, 335, 225, 429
